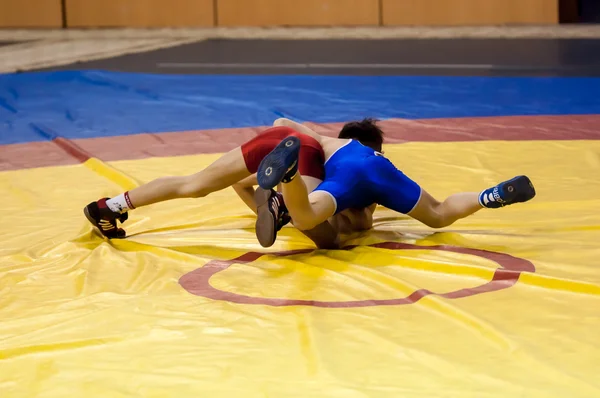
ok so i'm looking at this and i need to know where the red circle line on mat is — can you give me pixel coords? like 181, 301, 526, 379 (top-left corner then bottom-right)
178, 242, 535, 308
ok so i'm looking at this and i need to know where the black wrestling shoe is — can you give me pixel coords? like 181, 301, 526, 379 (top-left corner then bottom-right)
478, 175, 536, 209
83, 198, 128, 238
254, 187, 292, 247
257, 136, 300, 190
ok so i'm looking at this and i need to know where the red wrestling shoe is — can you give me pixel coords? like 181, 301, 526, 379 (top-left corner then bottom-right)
83, 198, 128, 239
254, 188, 291, 247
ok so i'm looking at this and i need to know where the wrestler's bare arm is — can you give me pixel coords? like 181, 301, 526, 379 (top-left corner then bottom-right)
273, 118, 324, 143
331, 204, 377, 234
356, 203, 377, 230
233, 175, 259, 213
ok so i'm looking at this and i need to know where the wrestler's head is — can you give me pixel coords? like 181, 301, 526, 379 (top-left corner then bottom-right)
338, 118, 384, 153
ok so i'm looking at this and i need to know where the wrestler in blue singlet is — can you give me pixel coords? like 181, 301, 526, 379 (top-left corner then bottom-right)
257, 134, 536, 234
313, 140, 422, 215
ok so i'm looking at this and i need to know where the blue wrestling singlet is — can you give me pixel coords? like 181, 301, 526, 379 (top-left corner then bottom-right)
313, 140, 422, 214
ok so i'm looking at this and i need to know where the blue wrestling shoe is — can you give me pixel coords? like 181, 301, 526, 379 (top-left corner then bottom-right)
479, 175, 536, 208
257, 136, 300, 190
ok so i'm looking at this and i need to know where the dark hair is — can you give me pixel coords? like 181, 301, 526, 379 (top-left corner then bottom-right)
338, 118, 384, 152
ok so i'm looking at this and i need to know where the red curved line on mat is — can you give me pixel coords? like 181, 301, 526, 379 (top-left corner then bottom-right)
178, 242, 535, 308
3, 114, 599, 171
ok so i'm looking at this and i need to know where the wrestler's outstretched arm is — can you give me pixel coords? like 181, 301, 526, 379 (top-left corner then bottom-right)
273, 118, 324, 143
232, 174, 259, 213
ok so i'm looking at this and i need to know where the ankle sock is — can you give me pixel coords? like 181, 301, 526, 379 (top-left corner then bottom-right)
478, 185, 504, 209
105, 192, 135, 213
281, 162, 298, 183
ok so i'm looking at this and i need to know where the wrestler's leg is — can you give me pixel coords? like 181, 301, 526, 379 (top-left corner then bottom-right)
126, 147, 249, 208
281, 176, 337, 231
408, 176, 536, 228
368, 156, 536, 228
233, 173, 326, 214
407, 190, 483, 228
84, 147, 252, 238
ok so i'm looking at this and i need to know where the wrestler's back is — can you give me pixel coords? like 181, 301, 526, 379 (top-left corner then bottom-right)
320, 137, 353, 162
313, 139, 379, 212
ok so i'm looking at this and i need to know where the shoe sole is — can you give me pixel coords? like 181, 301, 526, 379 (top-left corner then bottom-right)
254, 188, 276, 247
83, 206, 98, 229
505, 175, 536, 203
257, 136, 300, 190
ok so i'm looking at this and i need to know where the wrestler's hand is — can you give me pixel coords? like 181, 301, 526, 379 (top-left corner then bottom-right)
342, 209, 372, 231
334, 204, 376, 233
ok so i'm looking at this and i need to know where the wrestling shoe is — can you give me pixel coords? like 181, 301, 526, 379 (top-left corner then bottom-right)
83, 198, 128, 238
479, 175, 536, 209
254, 187, 292, 247
257, 136, 300, 190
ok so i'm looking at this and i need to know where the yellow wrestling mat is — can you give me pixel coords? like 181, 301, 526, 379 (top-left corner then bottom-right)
1, 140, 599, 397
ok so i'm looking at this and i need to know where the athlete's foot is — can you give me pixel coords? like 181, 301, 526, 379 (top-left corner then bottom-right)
254, 187, 292, 247
257, 136, 300, 190
479, 175, 536, 209
83, 198, 128, 238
